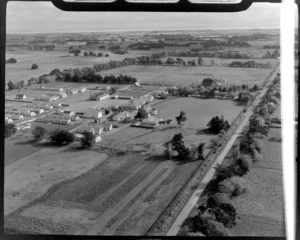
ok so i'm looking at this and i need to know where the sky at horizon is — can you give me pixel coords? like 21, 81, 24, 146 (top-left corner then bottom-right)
5, 2, 296, 34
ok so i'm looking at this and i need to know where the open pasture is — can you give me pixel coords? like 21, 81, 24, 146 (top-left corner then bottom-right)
5, 50, 143, 84
4, 145, 107, 216
154, 98, 244, 129
229, 128, 285, 236
161, 57, 278, 67
100, 65, 273, 87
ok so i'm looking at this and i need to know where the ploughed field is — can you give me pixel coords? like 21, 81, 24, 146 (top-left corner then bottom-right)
99, 65, 273, 87
5, 153, 201, 235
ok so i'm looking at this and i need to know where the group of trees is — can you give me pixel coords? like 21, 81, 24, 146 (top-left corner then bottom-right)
207, 116, 230, 134
165, 133, 205, 161
164, 57, 203, 66
51, 67, 137, 84
169, 50, 251, 59
7, 74, 56, 90
32, 128, 94, 149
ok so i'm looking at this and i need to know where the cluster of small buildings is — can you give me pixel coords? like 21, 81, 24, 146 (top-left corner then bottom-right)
36, 113, 79, 125
90, 92, 110, 101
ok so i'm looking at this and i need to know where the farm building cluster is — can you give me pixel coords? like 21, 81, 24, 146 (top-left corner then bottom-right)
5, 83, 171, 141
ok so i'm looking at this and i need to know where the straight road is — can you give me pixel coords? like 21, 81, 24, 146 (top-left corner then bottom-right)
166, 65, 279, 236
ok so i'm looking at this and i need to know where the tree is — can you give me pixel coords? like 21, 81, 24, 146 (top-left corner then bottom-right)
50, 130, 75, 146
32, 126, 47, 142
7, 81, 16, 90
198, 57, 204, 66
207, 116, 230, 134
176, 111, 187, 128
31, 63, 38, 70
197, 143, 205, 160
166, 58, 175, 65
168, 133, 190, 161
5, 123, 17, 138
80, 131, 95, 149
6, 58, 17, 64
248, 115, 269, 136
135, 108, 149, 119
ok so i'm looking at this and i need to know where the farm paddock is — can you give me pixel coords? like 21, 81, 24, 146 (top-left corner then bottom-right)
4, 153, 201, 235
100, 65, 274, 87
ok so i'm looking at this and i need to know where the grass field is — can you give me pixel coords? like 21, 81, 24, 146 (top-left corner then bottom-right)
100, 65, 273, 87
102, 98, 244, 153
4, 145, 108, 215
229, 127, 285, 236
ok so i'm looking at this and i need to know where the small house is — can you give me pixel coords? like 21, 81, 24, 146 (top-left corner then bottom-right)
5, 118, 13, 124
16, 94, 26, 100
112, 111, 129, 121
79, 87, 87, 93
103, 123, 113, 131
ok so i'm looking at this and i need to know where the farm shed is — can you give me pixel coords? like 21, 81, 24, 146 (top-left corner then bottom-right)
6, 109, 35, 117
16, 94, 26, 100
30, 103, 54, 110
76, 109, 103, 119
34, 95, 58, 102
74, 133, 101, 143
12, 115, 24, 120
47, 92, 67, 98
112, 111, 130, 121
36, 115, 72, 125
103, 123, 113, 131
79, 87, 87, 93
35, 86, 65, 92
117, 96, 133, 100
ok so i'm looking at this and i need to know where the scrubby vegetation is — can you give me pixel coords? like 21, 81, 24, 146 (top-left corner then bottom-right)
50, 130, 75, 146
5, 123, 17, 138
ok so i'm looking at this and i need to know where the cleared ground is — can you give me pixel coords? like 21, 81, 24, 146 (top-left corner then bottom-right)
4, 145, 107, 215
99, 65, 273, 87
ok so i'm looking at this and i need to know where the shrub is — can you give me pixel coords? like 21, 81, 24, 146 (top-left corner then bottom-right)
229, 176, 248, 196
215, 164, 234, 182
205, 219, 231, 236
80, 131, 95, 149
32, 126, 47, 142
252, 149, 262, 162
5, 123, 17, 138
207, 193, 231, 207
218, 179, 235, 195
31, 63, 38, 70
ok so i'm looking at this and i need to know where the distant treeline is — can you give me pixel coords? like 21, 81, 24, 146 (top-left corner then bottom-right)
167, 51, 252, 59
6, 52, 168, 90
262, 45, 280, 49
201, 39, 251, 49
228, 60, 271, 68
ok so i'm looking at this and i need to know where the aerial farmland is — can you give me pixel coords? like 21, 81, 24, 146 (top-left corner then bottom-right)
4, 4, 288, 237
